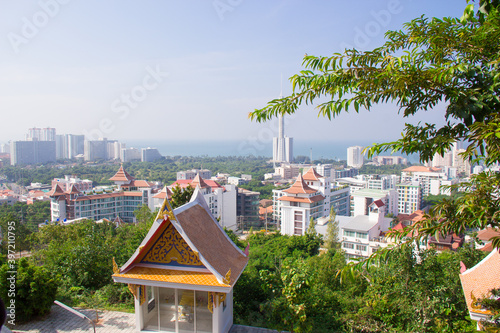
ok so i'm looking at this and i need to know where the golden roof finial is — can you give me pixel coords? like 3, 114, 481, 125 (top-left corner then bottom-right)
112, 257, 119, 274
223, 269, 231, 285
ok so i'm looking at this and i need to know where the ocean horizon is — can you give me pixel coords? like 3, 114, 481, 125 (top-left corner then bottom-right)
125, 139, 420, 163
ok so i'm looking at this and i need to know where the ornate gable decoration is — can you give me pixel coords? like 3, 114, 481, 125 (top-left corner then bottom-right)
156, 196, 176, 221
140, 219, 204, 267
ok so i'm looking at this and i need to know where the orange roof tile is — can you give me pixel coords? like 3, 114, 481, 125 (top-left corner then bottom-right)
171, 179, 223, 190
278, 194, 325, 204
113, 266, 229, 288
191, 174, 210, 188
109, 165, 135, 182
153, 186, 173, 199
283, 174, 317, 194
123, 180, 154, 188
477, 227, 500, 242
460, 250, 500, 316
302, 167, 323, 181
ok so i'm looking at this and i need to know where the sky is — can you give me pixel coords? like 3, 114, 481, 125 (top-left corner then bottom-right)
0, 0, 466, 150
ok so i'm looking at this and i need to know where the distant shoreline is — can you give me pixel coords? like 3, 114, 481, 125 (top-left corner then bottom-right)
123, 139, 418, 162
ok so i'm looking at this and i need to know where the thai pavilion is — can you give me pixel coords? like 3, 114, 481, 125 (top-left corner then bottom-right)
112, 189, 249, 333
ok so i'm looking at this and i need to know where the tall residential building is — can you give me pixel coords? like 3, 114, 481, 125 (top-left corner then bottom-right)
236, 188, 260, 230
55, 134, 85, 159
347, 146, 364, 168
121, 147, 141, 162
276, 174, 325, 236
141, 147, 162, 162
401, 166, 448, 196
453, 148, 471, 177
397, 181, 422, 214
26, 127, 56, 141
10, 140, 56, 166
372, 156, 407, 165
84, 138, 121, 161
272, 114, 293, 163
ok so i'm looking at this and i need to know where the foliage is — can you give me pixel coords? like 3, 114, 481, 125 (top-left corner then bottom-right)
323, 207, 340, 251
0, 258, 58, 322
133, 204, 155, 224
31, 220, 150, 291
250, 2, 500, 250
170, 183, 194, 209
305, 217, 316, 236
478, 288, 500, 331
339, 246, 484, 333
223, 227, 246, 250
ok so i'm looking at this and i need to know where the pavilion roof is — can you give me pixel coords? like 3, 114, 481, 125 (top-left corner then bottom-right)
283, 174, 317, 194
113, 189, 248, 290
109, 165, 135, 182
302, 167, 323, 181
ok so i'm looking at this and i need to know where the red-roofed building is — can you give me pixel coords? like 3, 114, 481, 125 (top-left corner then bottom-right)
275, 174, 325, 235
274, 167, 350, 235
49, 165, 157, 223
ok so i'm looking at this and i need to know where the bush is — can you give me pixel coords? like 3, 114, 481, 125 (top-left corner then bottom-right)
0, 258, 58, 322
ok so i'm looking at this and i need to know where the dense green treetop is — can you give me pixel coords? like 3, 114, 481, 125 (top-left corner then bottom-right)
251, 1, 500, 250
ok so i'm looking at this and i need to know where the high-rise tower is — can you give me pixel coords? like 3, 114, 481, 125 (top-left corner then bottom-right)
272, 86, 293, 164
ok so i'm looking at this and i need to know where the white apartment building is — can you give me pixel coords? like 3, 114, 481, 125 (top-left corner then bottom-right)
274, 168, 351, 235
351, 188, 398, 217
401, 166, 448, 197
347, 146, 364, 168
315, 200, 392, 260
274, 164, 300, 180
169, 175, 237, 230
141, 147, 162, 162
121, 147, 141, 162
397, 181, 422, 214
372, 156, 407, 165
275, 174, 325, 236
340, 201, 392, 260
273, 114, 293, 163
176, 169, 212, 181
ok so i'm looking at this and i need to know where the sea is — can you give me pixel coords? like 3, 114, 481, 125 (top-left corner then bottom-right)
126, 139, 420, 163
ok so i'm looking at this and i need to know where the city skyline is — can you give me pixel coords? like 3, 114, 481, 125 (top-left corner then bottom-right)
1, 1, 463, 146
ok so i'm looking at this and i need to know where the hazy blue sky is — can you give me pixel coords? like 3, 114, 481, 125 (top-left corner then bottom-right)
0, 1, 465, 147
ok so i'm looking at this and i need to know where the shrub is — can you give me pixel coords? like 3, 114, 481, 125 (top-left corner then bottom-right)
0, 258, 58, 322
